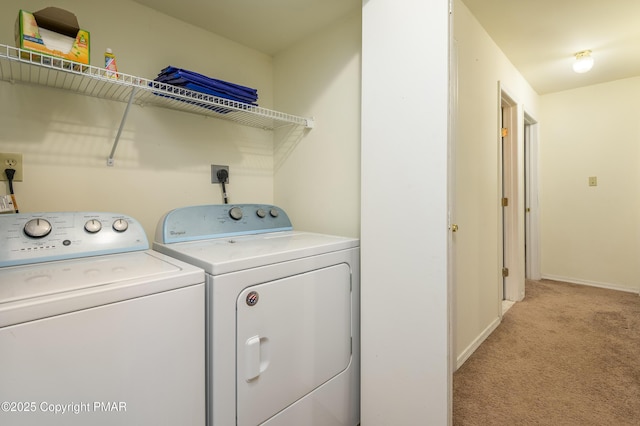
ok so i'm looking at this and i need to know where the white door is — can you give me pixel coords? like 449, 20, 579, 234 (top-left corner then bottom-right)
236, 264, 352, 426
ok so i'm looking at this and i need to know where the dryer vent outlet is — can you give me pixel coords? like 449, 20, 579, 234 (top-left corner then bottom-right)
211, 165, 229, 184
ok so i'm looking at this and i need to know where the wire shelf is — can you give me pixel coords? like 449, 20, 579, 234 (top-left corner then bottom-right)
0, 43, 314, 131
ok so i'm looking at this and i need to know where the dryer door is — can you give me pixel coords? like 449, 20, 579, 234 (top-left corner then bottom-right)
236, 263, 352, 426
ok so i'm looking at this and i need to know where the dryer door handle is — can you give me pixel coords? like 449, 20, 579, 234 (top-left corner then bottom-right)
245, 335, 262, 382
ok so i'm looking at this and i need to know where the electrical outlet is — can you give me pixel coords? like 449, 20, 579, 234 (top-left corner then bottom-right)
211, 165, 229, 184
0, 153, 23, 182
588, 176, 597, 187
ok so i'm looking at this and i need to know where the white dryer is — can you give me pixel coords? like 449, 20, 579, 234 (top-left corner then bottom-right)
153, 204, 360, 426
0, 212, 205, 426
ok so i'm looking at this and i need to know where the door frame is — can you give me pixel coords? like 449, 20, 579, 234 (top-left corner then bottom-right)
524, 112, 541, 280
499, 84, 525, 303
448, 33, 458, 375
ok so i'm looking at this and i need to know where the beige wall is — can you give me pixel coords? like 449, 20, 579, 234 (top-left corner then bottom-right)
539, 77, 640, 293
273, 9, 361, 238
0, 0, 362, 241
453, 0, 540, 366
0, 0, 274, 239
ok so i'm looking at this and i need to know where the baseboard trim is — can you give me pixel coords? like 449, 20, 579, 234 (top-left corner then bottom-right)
540, 274, 640, 295
456, 316, 501, 371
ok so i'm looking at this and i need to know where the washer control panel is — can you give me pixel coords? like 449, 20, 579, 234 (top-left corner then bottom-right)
155, 204, 293, 244
0, 212, 149, 267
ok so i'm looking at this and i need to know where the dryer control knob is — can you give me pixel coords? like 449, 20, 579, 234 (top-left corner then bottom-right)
229, 206, 243, 221
269, 208, 279, 218
84, 219, 102, 233
256, 208, 266, 218
24, 218, 52, 238
112, 219, 129, 232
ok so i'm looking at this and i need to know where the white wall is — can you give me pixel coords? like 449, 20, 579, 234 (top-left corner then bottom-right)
539, 77, 640, 293
273, 9, 361, 238
453, 0, 540, 366
361, 0, 450, 424
0, 0, 275, 239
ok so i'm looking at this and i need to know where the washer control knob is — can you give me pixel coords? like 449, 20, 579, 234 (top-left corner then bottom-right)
84, 219, 102, 233
24, 218, 52, 238
112, 219, 129, 232
269, 208, 279, 218
229, 206, 243, 221
256, 208, 266, 218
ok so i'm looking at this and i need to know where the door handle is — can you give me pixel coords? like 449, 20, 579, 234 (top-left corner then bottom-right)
451, 224, 459, 232
244, 335, 269, 382
245, 335, 261, 381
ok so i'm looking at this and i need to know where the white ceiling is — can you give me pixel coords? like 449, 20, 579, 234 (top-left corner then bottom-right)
461, 0, 640, 94
133, 0, 640, 95
131, 0, 360, 56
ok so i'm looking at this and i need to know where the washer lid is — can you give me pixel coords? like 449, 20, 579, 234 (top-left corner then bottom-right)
0, 251, 204, 327
153, 231, 359, 275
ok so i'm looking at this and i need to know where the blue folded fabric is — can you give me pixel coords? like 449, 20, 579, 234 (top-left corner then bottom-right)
154, 66, 258, 105
158, 66, 257, 97
158, 78, 258, 104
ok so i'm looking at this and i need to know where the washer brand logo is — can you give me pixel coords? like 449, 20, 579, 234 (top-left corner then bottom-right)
169, 230, 186, 235
246, 291, 259, 306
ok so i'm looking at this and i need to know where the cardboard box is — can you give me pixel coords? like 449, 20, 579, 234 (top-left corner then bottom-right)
15, 8, 90, 66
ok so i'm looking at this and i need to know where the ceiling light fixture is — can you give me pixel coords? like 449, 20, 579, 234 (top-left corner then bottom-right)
572, 50, 594, 73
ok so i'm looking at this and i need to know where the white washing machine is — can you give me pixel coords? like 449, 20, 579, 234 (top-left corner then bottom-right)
153, 204, 360, 426
0, 211, 205, 426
